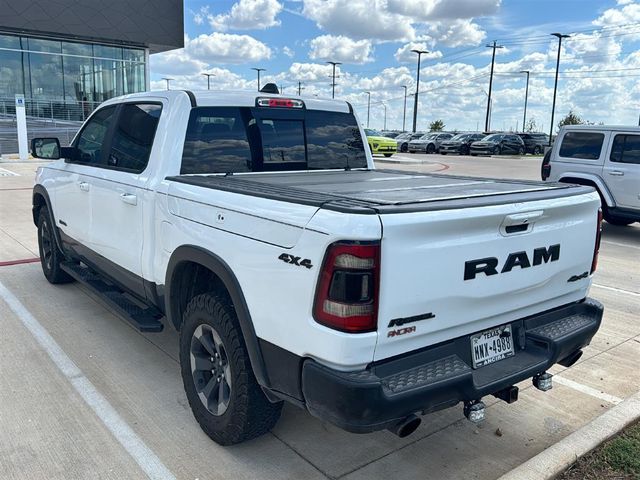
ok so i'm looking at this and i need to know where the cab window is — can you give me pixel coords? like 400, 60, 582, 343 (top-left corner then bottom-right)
610, 134, 640, 165
73, 106, 117, 164
559, 132, 604, 160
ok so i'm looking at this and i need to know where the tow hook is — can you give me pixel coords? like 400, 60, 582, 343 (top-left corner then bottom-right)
463, 400, 486, 424
533, 372, 553, 392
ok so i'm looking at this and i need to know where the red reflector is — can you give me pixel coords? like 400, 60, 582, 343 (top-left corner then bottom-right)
313, 242, 380, 333
591, 208, 603, 274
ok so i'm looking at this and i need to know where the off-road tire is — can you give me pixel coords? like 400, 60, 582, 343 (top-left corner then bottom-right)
180, 293, 283, 445
37, 208, 73, 284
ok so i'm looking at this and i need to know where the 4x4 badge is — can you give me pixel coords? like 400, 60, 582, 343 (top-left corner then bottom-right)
278, 253, 313, 269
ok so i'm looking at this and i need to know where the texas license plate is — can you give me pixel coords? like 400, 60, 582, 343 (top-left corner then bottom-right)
470, 325, 515, 368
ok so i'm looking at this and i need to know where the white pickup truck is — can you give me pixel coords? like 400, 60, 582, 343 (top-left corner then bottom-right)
31, 87, 604, 445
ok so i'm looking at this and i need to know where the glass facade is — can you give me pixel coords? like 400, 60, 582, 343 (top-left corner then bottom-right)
0, 32, 146, 109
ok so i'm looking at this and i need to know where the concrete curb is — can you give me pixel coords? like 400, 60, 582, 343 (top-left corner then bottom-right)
497, 390, 640, 480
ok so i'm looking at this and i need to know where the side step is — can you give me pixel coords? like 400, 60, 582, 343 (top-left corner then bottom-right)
61, 262, 164, 333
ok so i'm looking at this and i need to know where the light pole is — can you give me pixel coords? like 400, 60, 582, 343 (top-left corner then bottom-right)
365, 91, 371, 128
251, 67, 265, 91
382, 103, 387, 131
485, 41, 504, 132
161, 77, 173, 90
327, 61, 341, 98
298, 81, 304, 95
401, 85, 408, 132
549, 33, 570, 145
202, 73, 215, 90
520, 70, 530, 132
411, 49, 428, 133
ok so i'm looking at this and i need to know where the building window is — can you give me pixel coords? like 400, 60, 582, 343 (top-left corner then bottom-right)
29, 52, 65, 100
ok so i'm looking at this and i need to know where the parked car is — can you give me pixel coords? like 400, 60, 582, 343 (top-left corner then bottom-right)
395, 132, 424, 152
408, 132, 454, 154
542, 124, 640, 225
469, 134, 526, 156
381, 131, 401, 139
30, 90, 603, 446
365, 128, 397, 157
517, 133, 550, 155
439, 133, 486, 155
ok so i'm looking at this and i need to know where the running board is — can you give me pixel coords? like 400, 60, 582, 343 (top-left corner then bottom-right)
60, 262, 164, 333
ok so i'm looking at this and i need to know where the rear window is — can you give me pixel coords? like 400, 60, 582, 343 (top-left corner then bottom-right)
181, 107, 366, 174
610, 134, 640, 164
559, 132, 604, 160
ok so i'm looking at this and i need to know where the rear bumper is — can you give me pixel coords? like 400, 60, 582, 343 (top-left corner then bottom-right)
301, 298, 603, 433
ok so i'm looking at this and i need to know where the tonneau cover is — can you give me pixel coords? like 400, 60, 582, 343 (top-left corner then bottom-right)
167, 169, 593, 214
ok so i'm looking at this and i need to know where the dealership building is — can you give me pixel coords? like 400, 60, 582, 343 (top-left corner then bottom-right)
0, 0, 183, 120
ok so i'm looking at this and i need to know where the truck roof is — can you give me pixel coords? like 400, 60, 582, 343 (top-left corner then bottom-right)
560, 124, 640, 132
102, 89, 352, 113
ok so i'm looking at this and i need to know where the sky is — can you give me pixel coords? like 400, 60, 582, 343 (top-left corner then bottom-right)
149, 0, 640, 133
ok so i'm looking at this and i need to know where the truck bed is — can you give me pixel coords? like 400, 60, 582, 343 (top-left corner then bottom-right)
167, 169, 594, 214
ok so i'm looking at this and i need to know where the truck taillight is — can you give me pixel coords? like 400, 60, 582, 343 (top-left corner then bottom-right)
313, 242, 380, 333
591, 209, 603, 274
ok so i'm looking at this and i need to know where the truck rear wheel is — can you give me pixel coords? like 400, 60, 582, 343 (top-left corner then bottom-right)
37, 208, 74, 284
603, 209, 634, 226
180, 293, 282, 445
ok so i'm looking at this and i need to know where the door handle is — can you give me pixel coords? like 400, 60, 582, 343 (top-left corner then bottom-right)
78, 181, 90, 192
608, 171, 624, 176
120, 193, 138, 205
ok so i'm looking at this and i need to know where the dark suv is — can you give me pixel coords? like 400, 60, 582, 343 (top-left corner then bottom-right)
517, 133, 550, 154
439, 133, 486, 155
469, 134, 526, 156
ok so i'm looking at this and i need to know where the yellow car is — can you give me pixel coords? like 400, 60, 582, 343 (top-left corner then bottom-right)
365, 129, 397, 157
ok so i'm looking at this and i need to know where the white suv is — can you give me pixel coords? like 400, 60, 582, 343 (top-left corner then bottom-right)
542, 125, 640, 225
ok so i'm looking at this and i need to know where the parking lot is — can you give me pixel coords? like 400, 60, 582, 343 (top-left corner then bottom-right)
0, 154, 638, 480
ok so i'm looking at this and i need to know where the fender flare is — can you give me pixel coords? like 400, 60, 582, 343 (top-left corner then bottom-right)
32, 184, 65, 253
557, 173, 615, 207
165, 245, 270, 388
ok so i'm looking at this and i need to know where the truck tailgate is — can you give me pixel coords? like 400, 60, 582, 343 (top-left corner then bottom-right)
375, 191, 600, 361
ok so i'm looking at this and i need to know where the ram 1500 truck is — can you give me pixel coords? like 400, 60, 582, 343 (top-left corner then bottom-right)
31, 88, 604, 445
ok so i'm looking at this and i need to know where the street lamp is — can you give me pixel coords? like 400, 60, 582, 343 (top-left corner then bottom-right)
251, 67, 265, 91
549, 33, 570, 145
520, 70, 530, 132
202, 73, 215, 90
411, 49, 428, 133
327, 61, 341, 99
161, 77, 173, 90
364, 91, 371, 128
382, 103, 387, 131
401, 85, 408, 132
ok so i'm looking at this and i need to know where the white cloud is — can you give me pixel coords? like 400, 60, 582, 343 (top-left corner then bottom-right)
428, 19, 487, 47
302, 0, 416, 41
188, 33, 272, 64
594, 2, 640, 25
386, 0, 501, 21
196, 0, 283, 31
150, 48, 206, 76
394, 43, 443, 63
282, 46, 295, 58
309, 35, 374, 64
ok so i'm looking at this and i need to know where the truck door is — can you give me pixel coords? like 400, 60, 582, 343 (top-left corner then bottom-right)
52, 105, 118, 249
604, 132, 640, 210
87, 102, 162, 296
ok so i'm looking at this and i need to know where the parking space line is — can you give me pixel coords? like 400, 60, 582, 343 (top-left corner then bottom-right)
593, 283, 640, 298
602, 240, 640, 250
0, 257, 40, 267
553, 375, 623, 405
0, 280, 176, 480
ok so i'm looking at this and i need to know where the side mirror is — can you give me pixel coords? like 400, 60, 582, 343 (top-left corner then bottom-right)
31, 138, 61, 159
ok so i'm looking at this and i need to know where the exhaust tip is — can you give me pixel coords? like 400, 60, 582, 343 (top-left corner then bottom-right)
388, 414, 422, 438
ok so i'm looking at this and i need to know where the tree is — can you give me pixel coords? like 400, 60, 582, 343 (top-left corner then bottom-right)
558, 110, 585, 127
525, 118, 538, 132
429, 119, 445, 131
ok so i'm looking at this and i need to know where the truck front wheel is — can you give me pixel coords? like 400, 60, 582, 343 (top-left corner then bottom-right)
180, 293, 282, 445
37, 208, 73, 284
